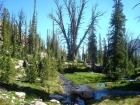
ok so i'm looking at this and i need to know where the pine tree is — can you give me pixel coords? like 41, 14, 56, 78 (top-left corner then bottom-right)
28, 20, 34, 54
103, 38, 107, 67
88, 24, 97, 71
10, 14, 17, 57
25, 58, 37, 83
0, 54, 15, 83
32, 0, 37, 54
40, 53, 58, 86
98, 33, 103, 65
2, 8, 10, 53
107, 0, 126, 79
23, 19, 28, 57
28, 0, 37, 55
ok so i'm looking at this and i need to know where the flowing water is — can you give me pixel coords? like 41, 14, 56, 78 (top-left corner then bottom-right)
60, 74, 140, 104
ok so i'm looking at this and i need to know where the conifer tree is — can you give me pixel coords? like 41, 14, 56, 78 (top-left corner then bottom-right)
32, 0, 37, 54
0, 54, 15, 83
10, 14, 17, 57
98, 33, 103, 65
2, 8, 10, 53
103, 38, 107, 67
28, 0, 37, 55
25, 58, 37, 83
87, 4, 103, 70
88, 24, 97, 71
28, 20, 34, 54
107, 0, 126, 79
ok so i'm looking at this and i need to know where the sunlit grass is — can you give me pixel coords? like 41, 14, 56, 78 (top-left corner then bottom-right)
65, 72, 112, 87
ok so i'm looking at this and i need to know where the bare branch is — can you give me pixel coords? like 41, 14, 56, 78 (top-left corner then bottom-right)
132, 2, 140, 9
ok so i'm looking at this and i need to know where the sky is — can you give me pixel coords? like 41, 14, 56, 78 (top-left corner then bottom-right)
1, 0, 140, 45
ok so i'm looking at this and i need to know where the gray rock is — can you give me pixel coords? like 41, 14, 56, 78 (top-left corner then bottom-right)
49, 94, 66, 100
72, 85, 94, 98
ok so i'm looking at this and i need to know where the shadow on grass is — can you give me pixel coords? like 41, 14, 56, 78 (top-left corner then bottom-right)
85, 95, 140, 105
63, 67, 88, 73
0, 82, 49, 101
109, 82, 140, 91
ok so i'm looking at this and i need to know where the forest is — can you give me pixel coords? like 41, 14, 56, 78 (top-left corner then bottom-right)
0, 0, 140, 105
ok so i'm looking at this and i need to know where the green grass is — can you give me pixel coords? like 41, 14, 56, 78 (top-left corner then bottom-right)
0, 75, 64, 105
65, 72, 113, 87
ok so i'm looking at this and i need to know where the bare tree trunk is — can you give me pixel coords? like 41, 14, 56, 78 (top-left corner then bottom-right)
48, 0, 104, 61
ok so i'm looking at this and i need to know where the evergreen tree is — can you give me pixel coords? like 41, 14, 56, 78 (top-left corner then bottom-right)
28, 0, 37, 55
2, 8, 10, 53
103, 38, 107, 67
10, 14, 17, 57
40, 49, 58, 86
98, 33, 103, 65
0, 55, 15, 83
88, 24, 97, 71
25, 58, 37, 83
107, 0, 126, 79
23, 19, 28, 57
28, 20, 34, 54
32, 0, 37, 54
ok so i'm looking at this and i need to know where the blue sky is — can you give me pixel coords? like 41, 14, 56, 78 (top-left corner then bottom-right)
2, 0, 140, 43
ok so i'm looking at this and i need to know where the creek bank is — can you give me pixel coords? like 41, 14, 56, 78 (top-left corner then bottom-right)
60, 74, 140, 99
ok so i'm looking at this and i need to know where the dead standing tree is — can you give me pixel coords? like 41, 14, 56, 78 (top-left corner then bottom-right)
48, 0, 104, 61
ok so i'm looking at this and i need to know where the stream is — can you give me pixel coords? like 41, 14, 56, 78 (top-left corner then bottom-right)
60, 74, 140, 104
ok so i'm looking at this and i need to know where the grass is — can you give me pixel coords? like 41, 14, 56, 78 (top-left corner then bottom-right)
65, 72, 114, 88
0, 75, 64, 105
85, 95, 140, 105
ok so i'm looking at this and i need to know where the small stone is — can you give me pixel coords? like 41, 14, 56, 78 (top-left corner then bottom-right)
50, 99, 60, 104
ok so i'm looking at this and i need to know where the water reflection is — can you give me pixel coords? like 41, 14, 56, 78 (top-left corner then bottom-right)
92, 89, 140, 99
96, 83, 106, 87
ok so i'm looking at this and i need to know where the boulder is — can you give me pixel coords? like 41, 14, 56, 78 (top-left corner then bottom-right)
50, 99, 60, 104
15, 92, 26, 98
71, 85, 94, 98
18, 60, 23, 67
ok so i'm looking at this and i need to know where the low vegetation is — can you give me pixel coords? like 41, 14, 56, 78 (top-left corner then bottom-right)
86, 95, 140, 105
